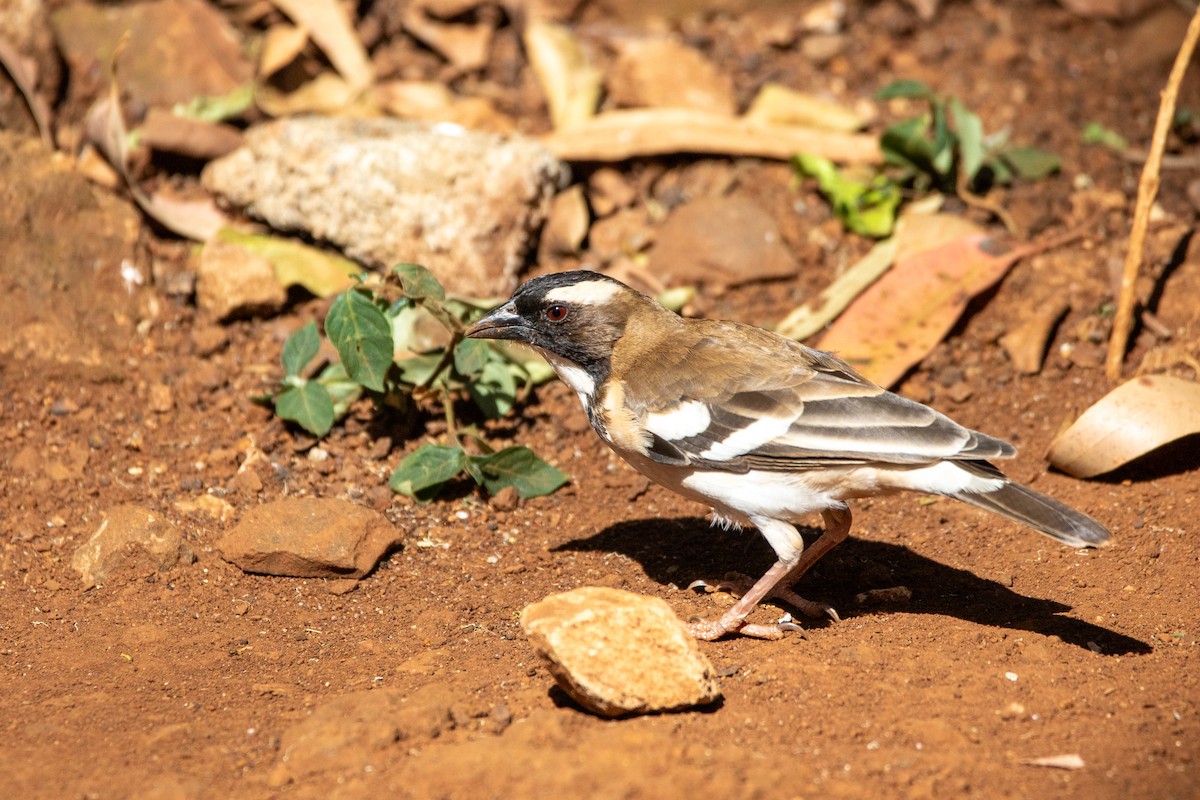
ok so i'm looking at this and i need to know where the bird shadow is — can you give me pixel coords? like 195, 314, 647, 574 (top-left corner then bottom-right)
554, 517, 1150, 656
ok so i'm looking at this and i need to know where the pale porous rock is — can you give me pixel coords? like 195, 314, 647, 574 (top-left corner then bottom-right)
217, 497, 400, 579
648, 195, 799, 286
71, 505, 196, 587
202, 117, 569, 296
521, 587, 722, 718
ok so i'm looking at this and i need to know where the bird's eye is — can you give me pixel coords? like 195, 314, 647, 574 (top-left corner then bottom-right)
545, 304, 569, 322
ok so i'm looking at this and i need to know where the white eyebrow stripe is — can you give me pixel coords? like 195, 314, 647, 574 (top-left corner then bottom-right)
544, 280, 622, 306
699, 415, 793, 461
646, 402, 712, 441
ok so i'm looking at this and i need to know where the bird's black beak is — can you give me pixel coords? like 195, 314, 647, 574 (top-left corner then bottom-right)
464, 300, 528, 341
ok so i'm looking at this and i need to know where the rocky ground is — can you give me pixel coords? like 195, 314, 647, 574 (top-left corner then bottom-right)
1, 1, 1198, 798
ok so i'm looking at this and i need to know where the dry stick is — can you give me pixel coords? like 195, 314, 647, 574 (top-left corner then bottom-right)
1106, 6, 1200, 380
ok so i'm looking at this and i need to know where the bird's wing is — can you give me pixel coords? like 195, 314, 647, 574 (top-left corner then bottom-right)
623, 322, 1014, 472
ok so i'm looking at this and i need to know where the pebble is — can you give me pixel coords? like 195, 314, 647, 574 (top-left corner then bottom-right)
216, 496, 401, 579
521, 587, 722, 718
70, 504, 197, 587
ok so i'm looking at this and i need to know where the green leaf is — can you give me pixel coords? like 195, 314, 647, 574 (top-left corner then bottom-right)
880, 116, 935, 172
1082, 122, 1127, 152
469, 360, 518, 418
276, 382, 335, 437
281, 321, 320, 377
1000, 146, 1060, 181
389, 444, 467, 501
394, 352, 446, 386
470, 446, 568, 499
950, 97, 985, 183
875, 80, 935, 101
929, 100, 954, 177
394, 263, 446, 303
325, 290, 393, 392
172, 84, 255, 122
316, 361, 364, 418
794, 153, 902, 238
453, 338, 490, 377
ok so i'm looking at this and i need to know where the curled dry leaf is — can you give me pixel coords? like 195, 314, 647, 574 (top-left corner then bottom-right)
1047, 375, 1200, 478
267, 0, 373, 90
256, 71, 367, 116
402, 3, 494, 72
543, 108, 881, 163
85, 64, 228, 241
0, 35, 53, 145
523, 20, 601, 130
259, 23, 311, 78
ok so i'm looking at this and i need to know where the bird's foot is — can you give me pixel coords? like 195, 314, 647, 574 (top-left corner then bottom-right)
687, 613, 803, 641
688, 572, 840, 623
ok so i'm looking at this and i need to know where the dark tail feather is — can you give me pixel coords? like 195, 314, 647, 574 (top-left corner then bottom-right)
953, 482, 1111, 548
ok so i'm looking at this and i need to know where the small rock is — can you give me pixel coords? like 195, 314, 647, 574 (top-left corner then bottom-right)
203, 117, 568, 296
195, 238, 287, 320
190, 324, 229, 356
217, 496, 401, 578
174, 493, 235, 522
538, 185, 590, 261
490, 485, 520, 512
521, 587, 722, 718
70, 504, 196, 587
148, 383, 174, 413
648, 196, 798, 286
854, 586, 913, 606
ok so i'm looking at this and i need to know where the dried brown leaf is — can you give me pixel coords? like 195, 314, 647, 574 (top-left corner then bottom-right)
267, 0, 373, 90
1000, 299, 1070, 375
138, 109, 244, 160
402, 5, 494, 72
817, 218, 1024, 387
1047, 375, 1200, 478
0, 35, 52, 145
85, 73, 228, 241
744, 84, 867, 132
259, 23, 311, 78
523, 20, 601, 130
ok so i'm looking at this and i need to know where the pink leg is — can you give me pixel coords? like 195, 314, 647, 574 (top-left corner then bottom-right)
688, 505, 852, 641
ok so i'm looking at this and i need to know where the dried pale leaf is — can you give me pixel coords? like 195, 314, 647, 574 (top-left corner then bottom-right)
373, 80, 514, 132
138, 108, 244, 160
85, 85, 228, 241
255, 71, 365, 116
523, 20, 601, 130
216, 228, 359, 298
775, 197, 945, 341
267, 0, 373, 90
818, 223, 1022, 387
1047, 375, 1200, 478
543, 108, 881, 163
1000, 299, 1070, 375
777, 237, 897, 341
744, 84, 866, 132
0, 35, 52, 145
259, 23, 310, 78
1020, 754, 1086, 770
539, 185, 590, 258
402, 5, 493, 72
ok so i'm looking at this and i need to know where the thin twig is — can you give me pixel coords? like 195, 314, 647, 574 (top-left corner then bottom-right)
1106, 6, 1200, 380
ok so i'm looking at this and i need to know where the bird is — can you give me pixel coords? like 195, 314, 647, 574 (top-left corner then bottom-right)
465, 270, 1111, 640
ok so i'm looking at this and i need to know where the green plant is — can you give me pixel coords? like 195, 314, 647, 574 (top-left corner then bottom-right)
876, 80, 1060, 192
274, 263, 567, 502
796, 80, 1060, 237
